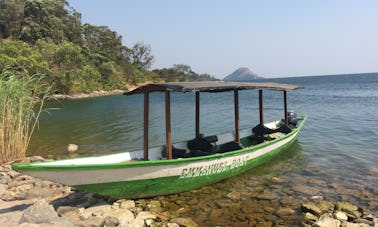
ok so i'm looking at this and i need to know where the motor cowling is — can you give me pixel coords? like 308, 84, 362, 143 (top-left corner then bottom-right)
287, 111, 298, 126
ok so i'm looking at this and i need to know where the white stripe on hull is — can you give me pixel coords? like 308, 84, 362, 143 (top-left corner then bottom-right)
24, 131, 298, 186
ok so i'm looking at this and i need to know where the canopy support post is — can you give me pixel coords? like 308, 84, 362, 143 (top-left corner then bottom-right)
234, 89, 240, 143
259, 89, 264, 126
143, 92, 149, 160
165, 90, 172, 160
284, 90, 288, 125
195, 91, 200, 138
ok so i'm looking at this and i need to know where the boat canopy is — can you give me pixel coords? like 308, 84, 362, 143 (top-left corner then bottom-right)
125, 81, 303, 95
123, 81, 303, 160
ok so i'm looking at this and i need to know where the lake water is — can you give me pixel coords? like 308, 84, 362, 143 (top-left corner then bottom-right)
28, 73, 378, 225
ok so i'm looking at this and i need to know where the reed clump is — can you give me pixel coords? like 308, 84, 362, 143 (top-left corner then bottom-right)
0, 67, 49, 164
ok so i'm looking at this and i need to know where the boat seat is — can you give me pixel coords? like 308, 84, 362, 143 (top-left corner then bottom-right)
252, 124, 275, 135
252, 123, 292, 135
203, 135, 218, 144
187, 137, 216, 153
218, 141, 243, 153
275, 124, 292, 134
187, 135, 218, 157
161, 146, 188, 159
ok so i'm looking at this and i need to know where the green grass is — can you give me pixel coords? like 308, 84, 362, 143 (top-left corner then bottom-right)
0, 66, 50, 164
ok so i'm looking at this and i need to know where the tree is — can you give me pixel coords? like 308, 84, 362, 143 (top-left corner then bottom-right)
126, 42, 154, 70
1, 0, 217, 94
82, 24, 124, 62
0, 0, 24, 39
153, 64, 219, 82
0, 40, 49, 76
0, 0, 82, 44
35, 39, 103, 94
65, 5, 83, 45
172, 64, 196, 80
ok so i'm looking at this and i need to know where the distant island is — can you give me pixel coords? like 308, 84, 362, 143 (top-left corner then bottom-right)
223, 67, 263, 82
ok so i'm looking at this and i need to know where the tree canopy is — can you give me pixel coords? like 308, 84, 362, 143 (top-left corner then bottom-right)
0, 0, 217, 94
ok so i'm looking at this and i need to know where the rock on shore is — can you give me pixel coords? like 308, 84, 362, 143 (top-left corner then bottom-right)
0, 157, 198, 227
301, 200, 378, 227
51, 90, 125, 100
1, 157, 377, 226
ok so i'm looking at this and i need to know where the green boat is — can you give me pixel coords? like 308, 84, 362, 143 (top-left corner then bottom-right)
13, 81, 306, 199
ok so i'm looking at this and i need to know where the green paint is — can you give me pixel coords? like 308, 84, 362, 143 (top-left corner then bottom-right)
13, 116, 306, 172
13, 116, 306, 198
73, 117, 306, 198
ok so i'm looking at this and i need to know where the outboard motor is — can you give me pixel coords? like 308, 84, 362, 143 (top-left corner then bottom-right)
287, 111, 298, 126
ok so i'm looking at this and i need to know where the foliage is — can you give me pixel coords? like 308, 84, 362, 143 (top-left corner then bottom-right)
154, 64, 218, 82
35, 39, 104, 93
0, 0, 219, 163
0, 0, 24, 39
126, 42, 154, 70
82, 24, 124, 62
0, 0, 217, 95
0, 67, 50, 163
0, 0, 82, 44
0, 40, 51, 79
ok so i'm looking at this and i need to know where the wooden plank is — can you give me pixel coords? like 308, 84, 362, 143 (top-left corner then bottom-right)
195, 91, 200, 138
165, 91, 172, 159
143, 92, 149, 160
234, 89, 240, 143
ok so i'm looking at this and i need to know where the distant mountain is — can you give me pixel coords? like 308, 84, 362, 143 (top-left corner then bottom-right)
223, 67, 263, 82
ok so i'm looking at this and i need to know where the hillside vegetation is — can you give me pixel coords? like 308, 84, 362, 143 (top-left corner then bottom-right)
0, 0, 217, 95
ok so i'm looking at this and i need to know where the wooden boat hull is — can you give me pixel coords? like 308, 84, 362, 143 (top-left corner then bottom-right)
13, 116, 306, 198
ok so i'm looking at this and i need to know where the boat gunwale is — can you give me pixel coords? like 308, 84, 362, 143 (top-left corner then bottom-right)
12, 115, 307, 171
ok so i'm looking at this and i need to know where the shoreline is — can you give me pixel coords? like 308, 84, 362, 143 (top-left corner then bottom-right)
0, 157, 198, 227
50, 82, 153, 101
1, 157, 377, 226
50, 89, 126, 101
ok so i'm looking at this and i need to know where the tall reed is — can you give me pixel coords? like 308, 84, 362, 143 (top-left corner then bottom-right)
0, 67, 49, 164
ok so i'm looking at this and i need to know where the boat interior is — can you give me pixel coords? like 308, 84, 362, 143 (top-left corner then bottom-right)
159, 120, 293, 159
34, 118, 300, 166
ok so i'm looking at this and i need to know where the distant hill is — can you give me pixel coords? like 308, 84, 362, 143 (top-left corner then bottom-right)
223, 67, 263, 82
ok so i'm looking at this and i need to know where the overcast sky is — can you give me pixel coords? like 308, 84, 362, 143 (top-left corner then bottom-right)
68, 0, 378, 79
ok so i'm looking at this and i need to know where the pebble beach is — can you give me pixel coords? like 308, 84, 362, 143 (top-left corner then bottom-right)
0, 157, 198, 227
1, 156, 377, 227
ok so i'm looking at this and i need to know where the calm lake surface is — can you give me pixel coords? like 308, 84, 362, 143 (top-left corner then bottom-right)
28, 73, 378, 225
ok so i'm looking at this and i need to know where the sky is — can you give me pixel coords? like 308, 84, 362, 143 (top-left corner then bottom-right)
68, 0, 378, 79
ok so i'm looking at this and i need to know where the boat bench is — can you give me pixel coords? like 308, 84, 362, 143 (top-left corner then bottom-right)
187, 137, 216, 153
217, 141, 243, 153
187, 135, 243, 156
252, 123, 292, 135
161, 145, 187, 159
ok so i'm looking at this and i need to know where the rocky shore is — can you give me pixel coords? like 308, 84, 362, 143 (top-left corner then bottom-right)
50, 81, 153, 101
0, 157, 198, 227
1, 157, 377, 227
51, 90, 125, 100
301, 201, 378, 227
